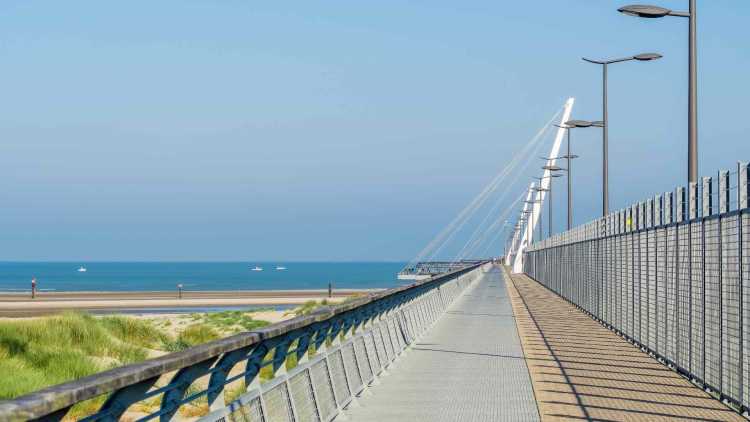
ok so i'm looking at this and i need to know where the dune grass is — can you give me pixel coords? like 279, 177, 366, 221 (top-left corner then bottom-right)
0, 310, 273, 400
0, 307, 309, 418
192, 310, 271, 333
178, 324, 220, 346
98, 315, 170, 349
285, 299, 329, 317
0, 312, 150, 400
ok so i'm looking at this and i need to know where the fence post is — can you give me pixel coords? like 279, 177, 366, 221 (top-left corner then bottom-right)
690, 182, 699, 221
665, 192, 673, 225
656, 195, 663, 227
702, 176, 712, 390
738, 162, 747, 408
719, 170, 730, 214
703, 177, 713, 217
740, 162, 749, 210
676, 187, 686, 224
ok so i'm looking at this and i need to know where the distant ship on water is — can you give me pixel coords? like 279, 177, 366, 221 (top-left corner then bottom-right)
251, 266, 263, 272
275, 266, 287, 271
77, 266, 87, 273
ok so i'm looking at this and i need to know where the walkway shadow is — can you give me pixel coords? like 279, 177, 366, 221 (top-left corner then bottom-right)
504, 270, 744, 422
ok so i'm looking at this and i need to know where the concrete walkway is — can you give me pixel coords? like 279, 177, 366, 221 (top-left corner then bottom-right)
506, 270, 745, 422
342, 266, 540, 422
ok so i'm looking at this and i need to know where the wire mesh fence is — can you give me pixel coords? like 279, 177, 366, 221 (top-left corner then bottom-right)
524, 162, 750, 412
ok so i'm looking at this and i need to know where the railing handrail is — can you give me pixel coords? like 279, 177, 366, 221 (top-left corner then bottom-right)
0, 261, 485, 420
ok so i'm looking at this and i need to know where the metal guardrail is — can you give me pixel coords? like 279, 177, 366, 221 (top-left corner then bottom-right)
523, 163, 750, 413
398, 260, 484, 277
0, 263, 485, 421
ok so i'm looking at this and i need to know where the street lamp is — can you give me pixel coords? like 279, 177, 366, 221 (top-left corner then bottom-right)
521, 211, 533, 245
552, 123, 581, 230
533, 174, 562, 236
580, 53, 662, 216
533, 187, 550, 238
543, 166, 567, 234
566, 118, 610, 217
526, 199, 542, 242
619, 3, 696, 184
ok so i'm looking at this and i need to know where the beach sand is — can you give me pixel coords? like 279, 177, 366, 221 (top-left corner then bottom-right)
0, 289, 371, 317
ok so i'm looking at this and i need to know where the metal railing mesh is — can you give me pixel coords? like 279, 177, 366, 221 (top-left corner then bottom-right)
524, 163, 750, 411
202, 268, 480, 422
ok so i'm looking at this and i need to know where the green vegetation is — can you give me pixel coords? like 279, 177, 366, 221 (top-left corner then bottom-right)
178, 324, 220, 346
286, 299, 329, 317
191, 310, 271, 332
0, 312, 148, 400
0, 309, 273, 402
0, 303, 355, 418
98, 315, 169, 349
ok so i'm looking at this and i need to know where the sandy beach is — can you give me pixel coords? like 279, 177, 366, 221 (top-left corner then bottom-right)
0, 289, 374, 317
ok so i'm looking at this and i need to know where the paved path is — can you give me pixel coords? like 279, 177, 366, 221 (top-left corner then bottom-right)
506, 269, 745, 422
343, 266, 540, 422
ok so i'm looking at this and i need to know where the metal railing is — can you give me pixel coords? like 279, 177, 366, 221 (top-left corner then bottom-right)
398, 260, 485, 277
523, 162, 750, 412
0, 263, 486, 422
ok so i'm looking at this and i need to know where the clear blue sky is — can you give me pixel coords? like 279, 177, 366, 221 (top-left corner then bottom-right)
0, 1, 748, 261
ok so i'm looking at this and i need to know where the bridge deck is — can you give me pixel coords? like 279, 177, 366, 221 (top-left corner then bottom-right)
506, 270, 744, 422
342, 266, 540, 421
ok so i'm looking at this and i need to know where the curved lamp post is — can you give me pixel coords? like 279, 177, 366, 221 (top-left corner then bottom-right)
533, 187, 550, 238
551, 123, 581, 230
580, 53, 663, 216
565, 119, 605, 219
619, 3, 696, 184
534, 173, 562, 236
521, 211, 533, 245
525, 199, 542, 243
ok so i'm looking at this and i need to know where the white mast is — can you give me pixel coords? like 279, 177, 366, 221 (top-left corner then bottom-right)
505, 184, 534, 264
511, 97, 575, 273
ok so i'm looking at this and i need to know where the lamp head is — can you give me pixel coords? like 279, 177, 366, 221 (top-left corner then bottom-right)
634, 53, 663, 61
618, 5, 672, 18
565, 119, 593, 128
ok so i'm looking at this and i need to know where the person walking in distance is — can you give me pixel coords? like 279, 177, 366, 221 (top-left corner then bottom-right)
31, 277, 37, 299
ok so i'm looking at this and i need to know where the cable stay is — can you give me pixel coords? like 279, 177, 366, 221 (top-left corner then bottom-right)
400, 101, 570, 279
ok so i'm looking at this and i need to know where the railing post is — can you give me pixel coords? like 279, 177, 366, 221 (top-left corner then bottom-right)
690, 182, 699, 221
676, 187, 686, 224
160, 356, 220, 421
719, 170, 730, 214
740, 162, 749, 210
99, 376, 160, 421
738, 162, 747, 407
655, 194, 663, 227
703, 177, 713, 217
207, 345, 254, 411
639, 201, 645, 230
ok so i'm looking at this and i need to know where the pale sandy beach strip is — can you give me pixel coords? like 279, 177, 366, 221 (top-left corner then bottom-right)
0, 289, 378, 317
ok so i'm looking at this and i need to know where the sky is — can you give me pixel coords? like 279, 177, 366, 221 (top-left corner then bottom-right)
0, 1, 748, 261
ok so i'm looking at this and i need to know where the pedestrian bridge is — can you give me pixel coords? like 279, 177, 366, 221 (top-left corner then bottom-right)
0, 261, 743, 421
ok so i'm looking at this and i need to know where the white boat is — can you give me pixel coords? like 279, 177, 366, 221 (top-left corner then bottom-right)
251, 266, 263, 272
77, 266, 87, 273
275, 266, 287, 271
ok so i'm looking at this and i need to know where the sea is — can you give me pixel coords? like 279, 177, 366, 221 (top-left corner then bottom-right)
0, 262, 406, 293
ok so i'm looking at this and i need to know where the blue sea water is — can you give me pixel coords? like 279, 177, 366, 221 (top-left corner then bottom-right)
0, 262, 406, 292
